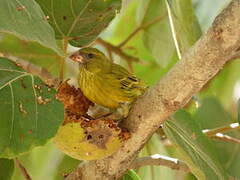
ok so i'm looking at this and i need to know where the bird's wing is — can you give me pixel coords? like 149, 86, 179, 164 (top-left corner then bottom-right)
108, 63, 147, 97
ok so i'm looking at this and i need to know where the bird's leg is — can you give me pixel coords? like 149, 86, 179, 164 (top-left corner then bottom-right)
94, 112, 114, 120
118, 102, 131, 118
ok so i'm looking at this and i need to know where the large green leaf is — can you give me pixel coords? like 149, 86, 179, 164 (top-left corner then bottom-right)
194, 98, 233, 129
163, 110, 228, 180
194, 98, 240, 178
137, 0, 175, 67
0, 158, 14, 180
166, 0, 201, 54
35, 0, 121, 47
0, 58, 64, 158
0, 0, 60, 55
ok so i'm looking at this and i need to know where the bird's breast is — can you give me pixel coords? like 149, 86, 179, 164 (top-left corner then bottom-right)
79, 69, 129, 109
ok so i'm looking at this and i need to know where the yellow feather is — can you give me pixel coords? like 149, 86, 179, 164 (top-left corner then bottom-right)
74, 47, 147, 110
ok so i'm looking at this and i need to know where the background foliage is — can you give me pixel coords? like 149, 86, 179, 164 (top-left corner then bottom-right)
1, 0, 240, 179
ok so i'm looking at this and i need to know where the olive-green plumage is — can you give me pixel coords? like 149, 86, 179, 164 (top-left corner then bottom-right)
70, 47, 147, 112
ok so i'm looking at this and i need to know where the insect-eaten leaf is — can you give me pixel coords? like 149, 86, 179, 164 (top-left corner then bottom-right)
54, 81, 130, 160
0, 58, 64, 158
56, 80, 94, 116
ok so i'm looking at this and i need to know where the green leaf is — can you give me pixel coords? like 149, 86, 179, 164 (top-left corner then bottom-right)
35, 0, 121, 47
0, 33, 61, 77
163, 110, 228, 180
120, 170, 141, 180
0, 158, 14, 180
0, 58, 64, 158
194, 97, 233, 129
166, 0, 201, 54
0, 0, 61, 55
137, 0, 175, 67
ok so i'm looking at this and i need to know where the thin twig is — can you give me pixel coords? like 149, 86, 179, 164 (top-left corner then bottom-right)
106, 48, 113, 62
15, 158, 32, 180
211, 133, 240, 144
118, 13, 167, 48
202, 123, 240, 144
96, 38, 140, 63
131, 154, 189, 172
96, 15, 167, 71
127, 60, 134, 73
203, 123, 240, 137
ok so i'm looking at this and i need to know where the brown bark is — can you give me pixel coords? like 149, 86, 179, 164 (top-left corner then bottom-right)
66, 0, 240, 179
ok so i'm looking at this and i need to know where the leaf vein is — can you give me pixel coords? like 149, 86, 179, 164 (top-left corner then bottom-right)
67, 0, 92, 36
0, 68, 25, 73
9, 83, 15, 148
31, 75, 38, 137
0, 74, 28, 90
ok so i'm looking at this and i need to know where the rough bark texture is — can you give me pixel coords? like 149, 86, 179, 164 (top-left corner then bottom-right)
66, 0, 240, 179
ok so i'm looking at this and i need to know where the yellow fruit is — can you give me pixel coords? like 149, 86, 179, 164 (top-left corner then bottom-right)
54, 119, 122, 160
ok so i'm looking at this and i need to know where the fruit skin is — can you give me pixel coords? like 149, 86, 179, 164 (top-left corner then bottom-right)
54, 120, 122, 160
70, 47, 147, 112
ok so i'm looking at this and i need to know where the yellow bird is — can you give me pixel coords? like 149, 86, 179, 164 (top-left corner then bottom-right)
70, 47, 147, 116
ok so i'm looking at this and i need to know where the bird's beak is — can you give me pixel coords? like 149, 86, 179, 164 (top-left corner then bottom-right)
69, 51, 85, 63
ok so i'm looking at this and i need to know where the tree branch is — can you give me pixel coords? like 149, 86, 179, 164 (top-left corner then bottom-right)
66, 0, 240, 179
130, 154, 189, 172
211, 133, 240, 144
95, 38, 140, 63
203, 122, 240, 136
117, 13, 167, 48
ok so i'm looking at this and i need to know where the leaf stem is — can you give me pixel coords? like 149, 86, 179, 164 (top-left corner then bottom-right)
15, 158, 32, 180
59, 38, 69, 81
118, 13, 167, 48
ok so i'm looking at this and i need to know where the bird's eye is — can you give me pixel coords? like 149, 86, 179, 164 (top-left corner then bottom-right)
87, 53, 94, 59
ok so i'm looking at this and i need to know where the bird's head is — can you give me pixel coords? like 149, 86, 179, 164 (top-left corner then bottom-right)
70, 47, 111, 72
